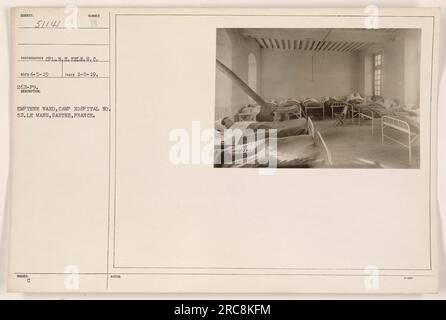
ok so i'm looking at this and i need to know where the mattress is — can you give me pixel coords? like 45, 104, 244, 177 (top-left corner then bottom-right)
216, 135, 325, 168
357, 104, 420, 134
247, 118, 308, 138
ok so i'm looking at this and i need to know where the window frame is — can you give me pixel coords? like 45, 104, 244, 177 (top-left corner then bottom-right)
373, 52, 383, 97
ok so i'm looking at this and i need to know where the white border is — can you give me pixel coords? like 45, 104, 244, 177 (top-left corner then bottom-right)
0, 0, 444, 299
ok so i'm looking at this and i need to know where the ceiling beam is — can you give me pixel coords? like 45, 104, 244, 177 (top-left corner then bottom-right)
355, 43, 367, 51
326, 41, 337, 51
321, 41, 332, 51
349, 42, 364, 51
281, 39, 286, 49
255, 38, 264, 49
330, 42, 343, 51
242, 28, 396, 43
342, 42, 357, 52
268, 38, 275, 49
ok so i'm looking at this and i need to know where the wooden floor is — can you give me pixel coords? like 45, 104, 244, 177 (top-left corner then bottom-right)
313, 118, 420, 168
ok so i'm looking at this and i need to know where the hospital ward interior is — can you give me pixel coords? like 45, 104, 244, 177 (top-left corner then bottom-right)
214, 28, 421, 169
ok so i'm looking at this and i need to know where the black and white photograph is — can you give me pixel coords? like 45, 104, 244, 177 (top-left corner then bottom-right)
215, 28, 421, 168
2, 5, 443, 298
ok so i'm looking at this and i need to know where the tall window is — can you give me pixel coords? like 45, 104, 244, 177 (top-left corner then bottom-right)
373, 53, 383, 96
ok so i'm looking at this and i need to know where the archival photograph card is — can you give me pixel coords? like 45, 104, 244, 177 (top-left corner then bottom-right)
8, 7, 440, 293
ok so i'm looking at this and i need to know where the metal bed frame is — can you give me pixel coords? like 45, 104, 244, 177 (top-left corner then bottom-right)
316, 131, 333, 166
330, 101, 352, 120
238, 109, 260, 122
301, 117, 333, 166
335, 103, 375, 135
273, 103, 302, 121
307, 116, 315, 139
381, 116, 417, 165
304, 102, 325, 119
357, 108, 375, 135
308, 116, 332, 166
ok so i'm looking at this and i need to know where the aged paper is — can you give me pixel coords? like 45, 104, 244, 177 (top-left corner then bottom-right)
8, 7, 440, 293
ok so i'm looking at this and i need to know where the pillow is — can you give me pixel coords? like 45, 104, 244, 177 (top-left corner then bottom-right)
320, 96, 330, 103
381, 98, 394, 108
346, 93, 355, 101
215, 119, 227, 132
279, 100, 298, 108
303, 97, 318, 103
376, 98, 393, 109
287, 98, 301, 104
241, 105, 260, 114
354, 92, 364, 100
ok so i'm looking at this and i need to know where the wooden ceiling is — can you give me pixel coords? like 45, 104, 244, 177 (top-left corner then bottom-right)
241, 28, 399, 53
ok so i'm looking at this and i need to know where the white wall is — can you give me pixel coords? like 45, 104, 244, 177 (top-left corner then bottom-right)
404, 29, 422, 107
215, 29, 233, 119
260, 50, 360, 100
357, 29, 421, 107
215, 29, 262, 118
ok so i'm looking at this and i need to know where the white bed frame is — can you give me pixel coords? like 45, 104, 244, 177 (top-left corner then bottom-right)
307, 116, 315, 139
358, 108, 375, 135
330, 101, 351, 119
316, 131, 333, 166
238, 109, 260, 121
381, 116, 417, 165
307, 117, 332, 166
304, 102, 325, 119
273, 104, 302, 120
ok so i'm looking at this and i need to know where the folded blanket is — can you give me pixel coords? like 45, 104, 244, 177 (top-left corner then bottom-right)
278, 100, 300, 108
302, 97, 319, 105
274, 105, 300, 114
